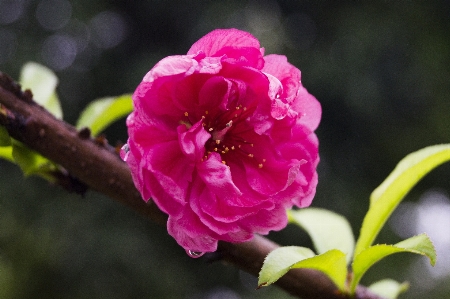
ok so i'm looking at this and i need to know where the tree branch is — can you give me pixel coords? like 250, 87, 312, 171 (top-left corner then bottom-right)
0, 72, 384, 299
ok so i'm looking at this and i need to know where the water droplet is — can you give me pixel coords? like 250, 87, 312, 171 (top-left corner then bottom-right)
187, 250, 204, 258
120, 143, 129, 161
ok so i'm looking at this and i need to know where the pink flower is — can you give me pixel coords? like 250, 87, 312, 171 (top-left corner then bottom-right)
122, 29, 321, 256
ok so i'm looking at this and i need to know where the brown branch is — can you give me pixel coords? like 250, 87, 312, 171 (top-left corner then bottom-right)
0, 71, 384, 299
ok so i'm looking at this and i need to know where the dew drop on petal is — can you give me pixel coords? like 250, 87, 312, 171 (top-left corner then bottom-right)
120, 143, 130, 161
186, 250, 204, 258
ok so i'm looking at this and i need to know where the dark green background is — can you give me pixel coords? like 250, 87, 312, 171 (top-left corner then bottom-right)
1, 1, 449, 298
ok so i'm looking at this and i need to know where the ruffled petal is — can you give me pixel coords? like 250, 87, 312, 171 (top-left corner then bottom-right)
189, 175, 243, 234
167, 208, 218, 252
263, 55, 322, 131
143, 54, 199, 83
218, 229, 253, 243
127, 110, 178, 148
262, 54, 301, 102
277, 126, 320, 207
136, 55, 200, 118
244, 158, 305, 196
292, 85, 322, 131
198, 76, 232, 113
145, 141, 194, 207
197, 153, 241, 198
187, 28, 260, 57
239, 204, 289, 235
178, 120, 210, 162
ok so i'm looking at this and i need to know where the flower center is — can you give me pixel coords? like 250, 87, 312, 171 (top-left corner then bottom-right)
184, 105, 266, 169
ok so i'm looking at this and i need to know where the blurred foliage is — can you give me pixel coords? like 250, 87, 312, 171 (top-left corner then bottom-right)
1, 0, 450, 298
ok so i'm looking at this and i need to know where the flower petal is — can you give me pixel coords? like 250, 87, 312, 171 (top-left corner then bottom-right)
262, 54, 300, 102
187, 28, 260, 57
292, 85, 322, 131
137, 55, 199, 118
143, 55, 198, 83
196, 153, 242, 206
198, 76, 232, 113
189, 176, 243, 234
178, 121, 210, 161
145, 141, 194, 207
262, 55, 322, 131
167, 208, 218, 252
239, 204, 289, 235
277, 126, 320, 207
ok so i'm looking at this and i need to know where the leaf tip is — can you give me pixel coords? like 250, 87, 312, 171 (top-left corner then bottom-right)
256, 282, 267, 289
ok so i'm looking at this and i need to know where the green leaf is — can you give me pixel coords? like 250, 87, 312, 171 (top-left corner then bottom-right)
11, 141, 56, 181
368, 279, 409, 299
350, 234, 436, 293
0, 126, 11, 146
19, 62, 62, 119
288, 208, 355, 264
76, 94, 133, 136
0, 146, 14, 163
258, 247, 347, 291
259, 246, 315, 288
355, 144, 450, 256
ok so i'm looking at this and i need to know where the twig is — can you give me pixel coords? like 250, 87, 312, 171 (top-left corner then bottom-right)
0, 71, 385, 299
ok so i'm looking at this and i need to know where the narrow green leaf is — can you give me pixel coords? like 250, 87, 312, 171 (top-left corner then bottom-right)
355, 144, 450, 256
12, 141, 39, 175
0, 126, 11, 146
258, 247, 347, 291
289, 208, 355, 264
350, 234, 436, 293
76, 94, 132, 136
0, 146, 14, 163
368, 279, 409, 299
11, 141, 56, 181
19, 62, 63, 119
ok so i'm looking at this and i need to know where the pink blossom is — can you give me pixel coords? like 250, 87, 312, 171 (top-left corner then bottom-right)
122, 29, 321, 256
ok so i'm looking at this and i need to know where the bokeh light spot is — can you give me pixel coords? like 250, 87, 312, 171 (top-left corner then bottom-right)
41, 34, 77, 70
390, 189, 450, 285
0, 0, 26, 24
89, 11, 128, 49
